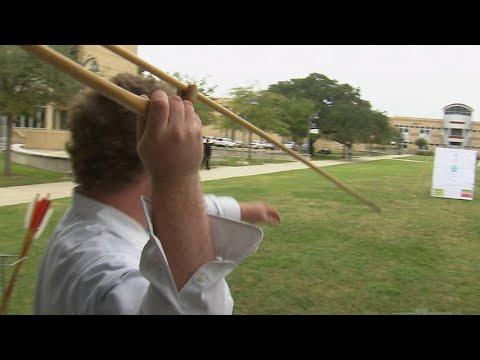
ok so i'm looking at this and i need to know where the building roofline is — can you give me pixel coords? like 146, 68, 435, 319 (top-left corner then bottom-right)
389, 116, 442, 122
442, 103, 474, 112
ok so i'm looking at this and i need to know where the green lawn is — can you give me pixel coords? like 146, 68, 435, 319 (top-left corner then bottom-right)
210, 156, 292, 167
1, 158, 480, 314
0, 151, 71, 187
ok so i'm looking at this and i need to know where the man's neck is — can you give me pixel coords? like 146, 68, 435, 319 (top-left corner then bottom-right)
81, 181, 149, 229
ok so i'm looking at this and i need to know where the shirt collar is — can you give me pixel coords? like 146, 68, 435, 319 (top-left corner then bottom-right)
71, 187, 149, 246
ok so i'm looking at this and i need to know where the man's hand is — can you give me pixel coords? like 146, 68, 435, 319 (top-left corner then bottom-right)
137, 90, 213, 291
240, 202, 281, 225
137, 90, 203, 182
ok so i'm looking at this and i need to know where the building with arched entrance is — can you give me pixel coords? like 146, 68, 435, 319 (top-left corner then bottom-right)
442, 103, 474, 148
390, 103, 480, 153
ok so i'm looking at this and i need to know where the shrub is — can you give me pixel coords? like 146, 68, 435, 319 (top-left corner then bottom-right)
416, 150, 433, 156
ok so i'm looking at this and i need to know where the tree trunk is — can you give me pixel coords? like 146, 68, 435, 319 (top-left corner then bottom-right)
342, 144, 346, 159
248, 131, 252, 160
3, 113, 13, 176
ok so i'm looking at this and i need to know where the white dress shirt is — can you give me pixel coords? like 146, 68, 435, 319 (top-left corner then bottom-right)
34, 189, 263, 315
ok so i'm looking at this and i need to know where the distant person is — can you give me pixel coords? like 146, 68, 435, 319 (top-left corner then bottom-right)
308, 138, 314, 158
346, 142, 353, 161
202, 139, 212, 170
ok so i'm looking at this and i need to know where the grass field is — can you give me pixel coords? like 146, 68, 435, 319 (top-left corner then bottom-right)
0, 151, 71, 188
1, 156, 480, 314
210, 156, 292, 167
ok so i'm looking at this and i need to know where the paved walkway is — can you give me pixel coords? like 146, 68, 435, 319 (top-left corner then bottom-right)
389, 158, 426, 163
0, 154, 409, 207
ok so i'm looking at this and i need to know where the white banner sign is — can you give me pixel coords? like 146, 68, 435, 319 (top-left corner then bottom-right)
431, 147, 477, 200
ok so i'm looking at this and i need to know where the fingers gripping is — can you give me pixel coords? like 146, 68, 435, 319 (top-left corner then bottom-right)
177, 84, 198, 104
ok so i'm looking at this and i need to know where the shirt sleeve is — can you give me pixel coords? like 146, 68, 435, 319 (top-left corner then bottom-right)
203, 194, 241, 222
138, 197, 263, 315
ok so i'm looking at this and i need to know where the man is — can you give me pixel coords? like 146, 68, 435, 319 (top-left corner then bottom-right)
34, 74, 280, 315
202, 138, 212, 170
346, 142, 353, 161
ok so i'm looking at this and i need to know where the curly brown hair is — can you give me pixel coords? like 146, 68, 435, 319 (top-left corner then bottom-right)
66, 73, 175, 193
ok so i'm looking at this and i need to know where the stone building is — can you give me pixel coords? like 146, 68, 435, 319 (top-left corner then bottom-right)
4, 45, 139, 149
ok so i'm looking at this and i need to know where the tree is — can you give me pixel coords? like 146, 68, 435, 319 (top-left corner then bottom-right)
217, 88, 317, 155
219, 87, 294, 157
275, 96, 316, 143
323, 102, 372, 143
170, 72, 218, 126
389, 127, 403, 153
415, 137, 428, 150
255, 91, 316, 143
269, 73, 371, 118
219, 87, 261, 158
322, 102, 396, 156
0, 45, 80, 176
269, 73, 396, 155
219, 86, 257, 125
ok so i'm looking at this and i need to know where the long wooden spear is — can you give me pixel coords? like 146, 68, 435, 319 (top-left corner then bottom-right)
18, 45, 381, 213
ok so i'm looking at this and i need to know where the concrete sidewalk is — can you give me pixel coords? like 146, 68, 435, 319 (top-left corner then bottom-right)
0, 154, 409, 207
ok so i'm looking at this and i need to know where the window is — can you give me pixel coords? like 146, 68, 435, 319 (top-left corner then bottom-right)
450, 128, 463, 137
13, 107, 46, 128
420, 128, 430, 135
54, 110, 68, 130
36, 107, 46, 128
15, 114, 32, 128
445, 106, 471, 116
0, 115, 6, 140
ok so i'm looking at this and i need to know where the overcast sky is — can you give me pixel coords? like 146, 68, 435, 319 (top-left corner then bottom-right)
139, 45, 480, 121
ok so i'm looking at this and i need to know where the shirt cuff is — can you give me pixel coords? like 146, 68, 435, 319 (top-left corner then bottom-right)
203, 194, 241, 222
139, 196, 263, 314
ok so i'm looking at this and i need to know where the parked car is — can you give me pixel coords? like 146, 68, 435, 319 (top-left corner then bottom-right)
248, 141, 274, 150
203, 136, 215, 143
250, 141, 264, 149
263, 142, 275, 150
214, 137, 236, 147
283, 141, 297, 150
319, 148, 332, 154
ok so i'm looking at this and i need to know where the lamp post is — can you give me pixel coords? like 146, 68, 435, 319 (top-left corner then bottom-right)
247, 98, 258, 160
307, 113, 319, 159
242, 114, 248, 161
369, 134, 375, 156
